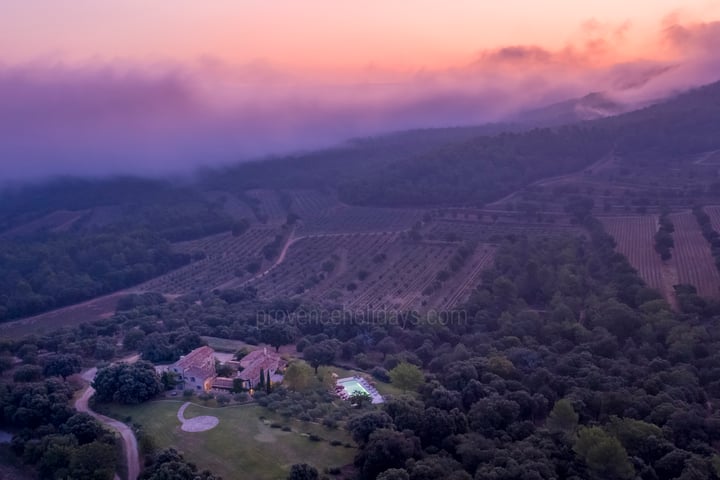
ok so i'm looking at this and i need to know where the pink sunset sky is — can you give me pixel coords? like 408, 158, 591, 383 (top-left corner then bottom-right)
2, 0, 720, 179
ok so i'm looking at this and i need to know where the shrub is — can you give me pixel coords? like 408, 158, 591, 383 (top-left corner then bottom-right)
323, 418, 338, 429
233, 392, 250, 402
371, 367, 390, 382
354, 353, 374, 370
198, 392, 214, 402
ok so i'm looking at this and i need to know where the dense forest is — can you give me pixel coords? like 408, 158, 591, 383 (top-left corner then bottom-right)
0, 179, 242, 321
0, 228, 188, 320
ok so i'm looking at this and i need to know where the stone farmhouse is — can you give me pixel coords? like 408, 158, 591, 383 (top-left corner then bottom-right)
171, 345, 286, 393
213, 347, 286, 391
236, 347, 286, 389
170, 346, 216, 392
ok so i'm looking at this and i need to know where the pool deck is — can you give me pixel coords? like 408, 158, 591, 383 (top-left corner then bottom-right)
336, 376, 384, 404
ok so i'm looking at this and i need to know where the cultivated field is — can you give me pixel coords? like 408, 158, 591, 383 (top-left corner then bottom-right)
0, 292, 123, 339
425, 220, 583, 243
339, 241, 457, 311
434, 245, 496, 309
297, 205, 423, 235
204, 190, 256, 221
137, 227, 279, 294
245, 189, 289, 224
0, 209, 87, 237
285, 189, 338, 218
599, 215, 674, 299
704, 205, 720, 233
250, 232, 399, 302
669, 212, 720, 298
103, 401, 354, 480
248, 231, 496, 311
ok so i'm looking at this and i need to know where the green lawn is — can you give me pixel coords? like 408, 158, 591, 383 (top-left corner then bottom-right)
104, 400, 355, 480
200, 336, 250, 353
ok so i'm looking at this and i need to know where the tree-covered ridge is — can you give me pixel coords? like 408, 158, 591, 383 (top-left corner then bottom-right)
607, 80, 720, 163
338, 126, 614, 206
0, 228, 189, 321
202, 80, 720, 208
201, 124, 520, 193
0, 176, 238, 239
0, 177, 251, 322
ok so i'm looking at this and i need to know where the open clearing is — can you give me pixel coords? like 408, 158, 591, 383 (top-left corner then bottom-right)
0, 292, 122, 339
104, 401, 354, 480
0, 209, 88, 238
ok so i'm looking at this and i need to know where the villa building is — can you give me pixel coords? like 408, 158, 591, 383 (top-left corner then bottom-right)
236, 347, 286, 390
170, 346, 216, 392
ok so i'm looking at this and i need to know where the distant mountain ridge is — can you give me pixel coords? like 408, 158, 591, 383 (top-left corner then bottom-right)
514, 92, 631, 126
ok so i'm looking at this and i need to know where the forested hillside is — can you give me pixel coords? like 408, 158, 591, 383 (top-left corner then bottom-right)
202, 123, 521, 193
0, 178, 241, 321
0, 230, 188, 320
201, 80, 720, 208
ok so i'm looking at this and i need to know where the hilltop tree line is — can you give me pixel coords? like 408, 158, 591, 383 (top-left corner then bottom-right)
0, 178, 249, 322
0, 229, 190, 321
202, 81, 720, 209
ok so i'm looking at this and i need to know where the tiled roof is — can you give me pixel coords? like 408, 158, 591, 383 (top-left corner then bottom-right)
174, 346, 216, 379
238, 348, 285, 383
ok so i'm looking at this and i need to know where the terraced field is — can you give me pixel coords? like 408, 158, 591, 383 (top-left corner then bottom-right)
285, 189, 338, 218
136, 227, 278, 294
425, 220, 583, 242
204, 190, 256, 221
297, 205, 423, 235
249, 232, 399, 302
340, 241, 457, 311
246, 231, 489, 310
434, 245, 496, 309
245, 189, 289, 224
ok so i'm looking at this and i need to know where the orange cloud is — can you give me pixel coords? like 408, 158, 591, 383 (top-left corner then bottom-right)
1, 14, 719, 180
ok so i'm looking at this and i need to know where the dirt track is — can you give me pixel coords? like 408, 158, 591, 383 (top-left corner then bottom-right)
75, 366, 140, 480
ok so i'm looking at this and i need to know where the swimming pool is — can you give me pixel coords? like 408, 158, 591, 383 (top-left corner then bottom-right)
338, 379, 370, 396
336, 376, 384, 403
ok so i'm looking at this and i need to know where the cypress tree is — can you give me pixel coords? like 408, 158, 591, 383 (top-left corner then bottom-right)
258, 368, 265, 389
266, 371, 271, 393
